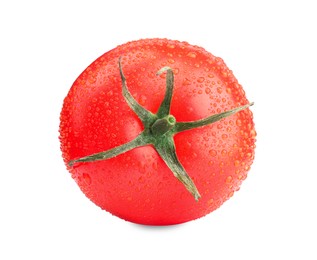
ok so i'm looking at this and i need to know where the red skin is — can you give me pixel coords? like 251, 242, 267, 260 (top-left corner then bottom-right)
59, 39, 256, 225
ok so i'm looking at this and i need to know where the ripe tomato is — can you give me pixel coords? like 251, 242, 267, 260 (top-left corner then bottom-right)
59, 38, 256, 225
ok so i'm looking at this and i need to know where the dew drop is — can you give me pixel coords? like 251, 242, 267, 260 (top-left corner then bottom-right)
167, 44, 175, 49
187, 52, 197, 58
152, 162, 158, 170
182, 78, 191, 86
226, 175, 233, 184
226, 88, 232, 94
138, 176, 144, 183
217, 87, 223, 94
250, 129, 257, 139
222, 134, 228, 140
207, 198, 214, 205
236, 119, 242, 126
234, 160, 240, 167
209, 149, 217, 157
139, 95, 147, 105
82, 173, 91, 185
148, 72, 155, 78
197, 77, 205, 83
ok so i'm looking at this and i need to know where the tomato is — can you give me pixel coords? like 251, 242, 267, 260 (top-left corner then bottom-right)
59, 38, 256, 225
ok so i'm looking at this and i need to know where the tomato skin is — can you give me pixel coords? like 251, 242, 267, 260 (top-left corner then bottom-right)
59, 39, 256, 225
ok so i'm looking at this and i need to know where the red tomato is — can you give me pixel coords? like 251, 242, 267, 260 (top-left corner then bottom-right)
59, 38, 256, 225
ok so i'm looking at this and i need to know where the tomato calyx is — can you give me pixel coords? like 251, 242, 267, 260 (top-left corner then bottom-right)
68, 58, 254, 201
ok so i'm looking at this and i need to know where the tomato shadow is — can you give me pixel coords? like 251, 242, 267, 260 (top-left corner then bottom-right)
129, 222, 188, 230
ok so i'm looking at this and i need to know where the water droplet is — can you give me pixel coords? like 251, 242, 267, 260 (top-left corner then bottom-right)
187, 107, 193, 113
182, 78, 191, 86
226, 175, 233, 184
197, 77, 205, 83
250, 129, 257, 139
222, 134, 228, 140
187, 52, 197, 58
148, 72, 155, 78
167, 44, 175, 49
234, 160, 240, 167
152, 162, 158, 170
82, 173, 91, 185
139, 95, 147, 105
138, 176, 144, 183
207, 198, 214, 205
209, 150, 217, 157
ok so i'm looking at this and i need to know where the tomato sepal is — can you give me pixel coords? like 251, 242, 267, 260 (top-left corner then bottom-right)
155, 133, 201, 201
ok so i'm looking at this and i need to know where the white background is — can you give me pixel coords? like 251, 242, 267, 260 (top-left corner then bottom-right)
1, 0, 316, 259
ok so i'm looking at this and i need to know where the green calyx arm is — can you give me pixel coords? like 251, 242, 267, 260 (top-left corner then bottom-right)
69, 58, 254, 201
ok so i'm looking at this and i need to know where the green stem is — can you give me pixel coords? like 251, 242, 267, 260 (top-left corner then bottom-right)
174, 102, 254, 134
151, 115, 176, 136
68, 131, 152, 166
155, 135, 201, 201
119, 58, 156, 128
156, 67, 174, 118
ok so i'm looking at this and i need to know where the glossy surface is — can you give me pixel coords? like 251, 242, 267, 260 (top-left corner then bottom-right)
59, 39, 256, 225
